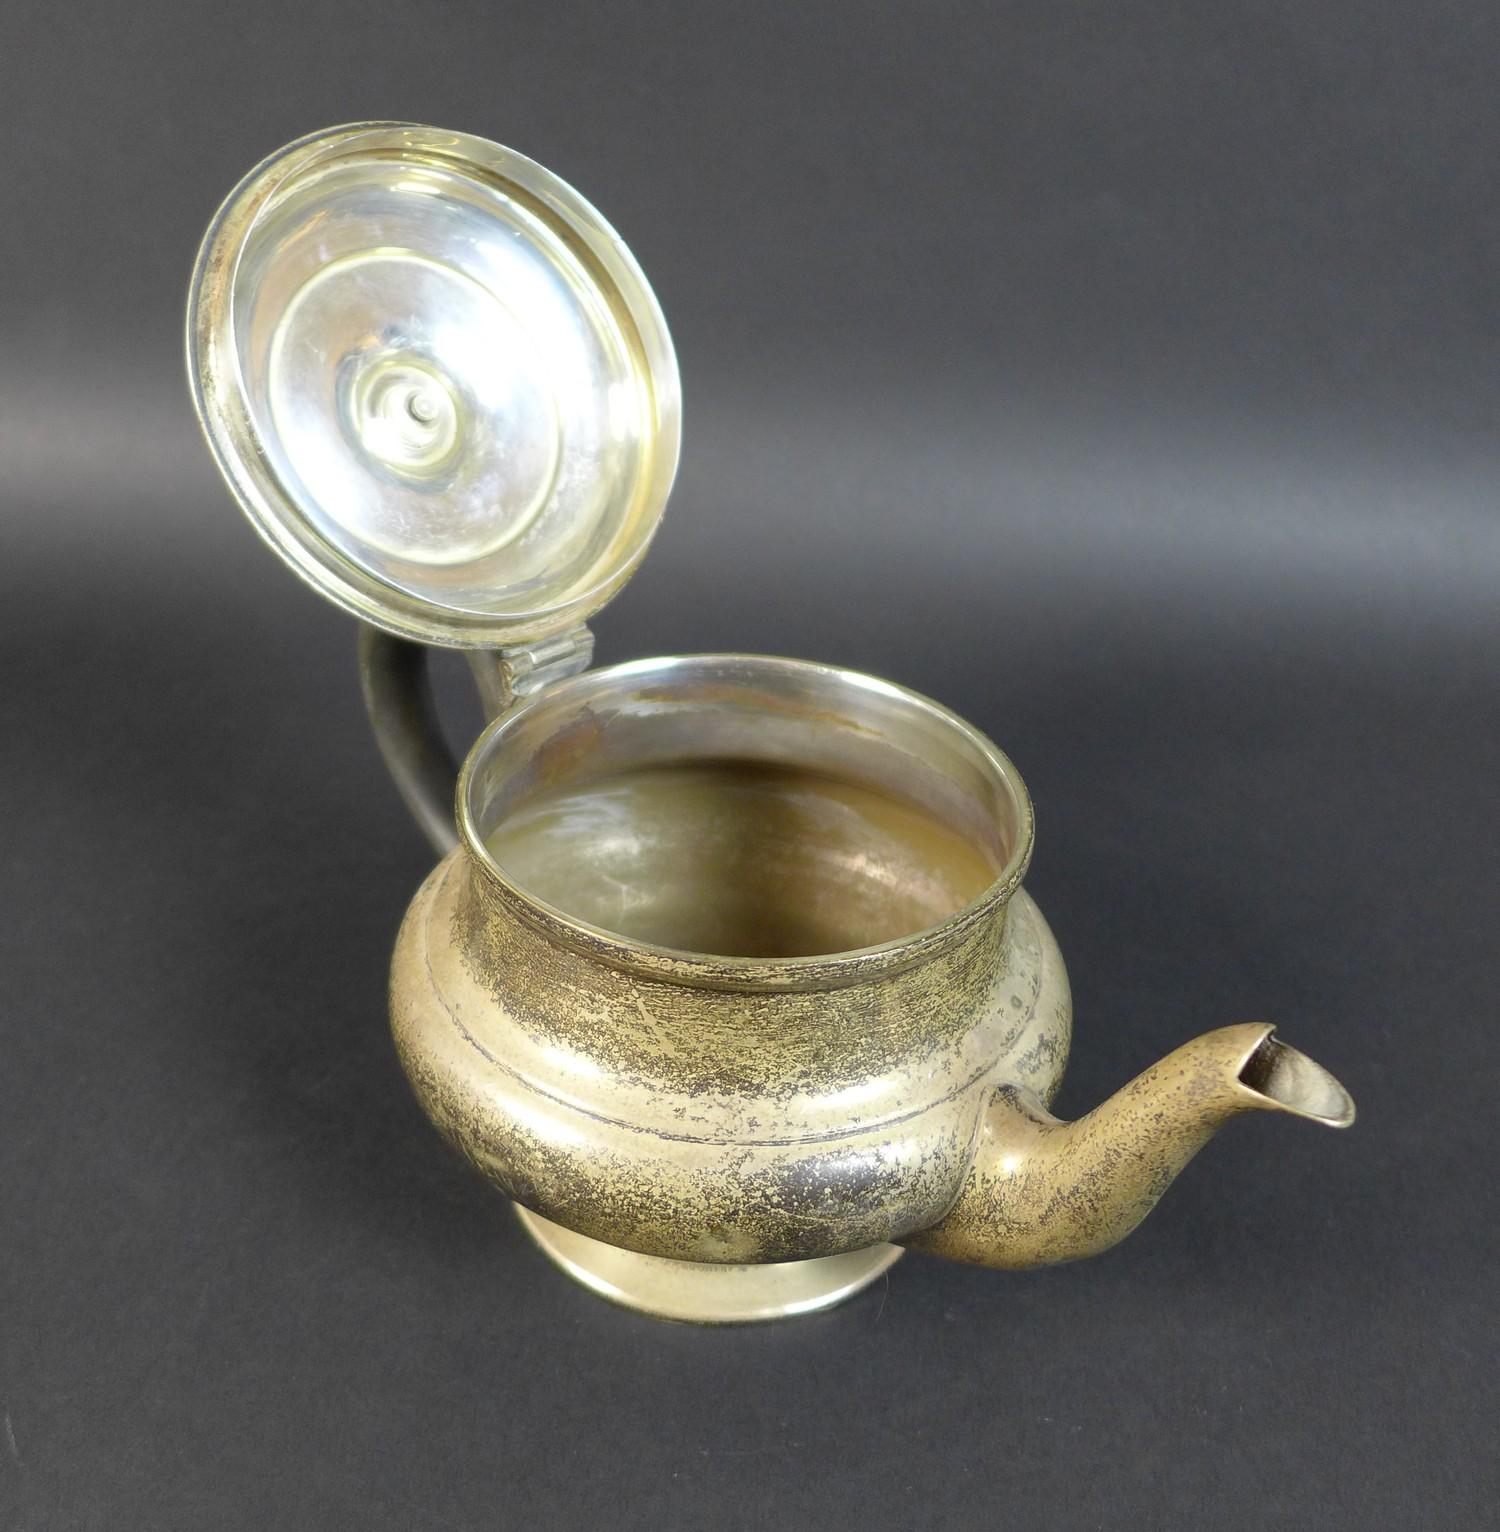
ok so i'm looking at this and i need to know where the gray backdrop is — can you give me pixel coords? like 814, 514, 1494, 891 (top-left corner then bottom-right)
2, 3, 1495, 1528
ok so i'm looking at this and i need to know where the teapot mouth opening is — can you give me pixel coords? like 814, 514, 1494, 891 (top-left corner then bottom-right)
457, 653, 1034, 986
1236, 1032, 1357, 1128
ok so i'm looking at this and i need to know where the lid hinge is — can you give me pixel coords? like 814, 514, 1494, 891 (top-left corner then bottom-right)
466, 624, 595, 719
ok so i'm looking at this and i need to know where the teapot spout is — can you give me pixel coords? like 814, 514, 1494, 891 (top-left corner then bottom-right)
907, 1024, 1354, 1270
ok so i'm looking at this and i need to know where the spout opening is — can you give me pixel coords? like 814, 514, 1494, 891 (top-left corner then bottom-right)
1237, 1033, 1355, 1128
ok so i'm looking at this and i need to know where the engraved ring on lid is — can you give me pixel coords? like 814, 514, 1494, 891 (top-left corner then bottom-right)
187, 122, 681, 647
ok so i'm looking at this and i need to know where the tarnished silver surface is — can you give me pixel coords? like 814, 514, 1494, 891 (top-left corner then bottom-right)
384, 653, 1351, 1320
391, 655, 1071, 1274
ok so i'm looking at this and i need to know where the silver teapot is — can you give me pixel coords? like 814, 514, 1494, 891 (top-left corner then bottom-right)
189, 123, 1352, 1322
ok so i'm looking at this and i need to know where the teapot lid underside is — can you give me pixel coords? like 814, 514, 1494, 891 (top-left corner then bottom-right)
188, 122, 681, 648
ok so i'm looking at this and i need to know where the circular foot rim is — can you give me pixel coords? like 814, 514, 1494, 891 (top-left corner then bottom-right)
515, 1207, 903, 1324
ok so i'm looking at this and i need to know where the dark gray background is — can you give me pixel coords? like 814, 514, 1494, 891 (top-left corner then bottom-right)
2, 2, 1496, 1527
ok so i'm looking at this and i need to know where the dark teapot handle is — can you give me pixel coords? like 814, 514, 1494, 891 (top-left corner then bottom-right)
356, 622, 596, 860
356, 627, 462, 859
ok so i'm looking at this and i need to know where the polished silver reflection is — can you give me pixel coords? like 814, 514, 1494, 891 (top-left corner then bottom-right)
189, 124, 681, 646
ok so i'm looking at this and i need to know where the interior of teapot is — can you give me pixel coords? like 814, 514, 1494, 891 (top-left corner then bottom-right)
463, 655, 1031, 960
488, 756, 997, 957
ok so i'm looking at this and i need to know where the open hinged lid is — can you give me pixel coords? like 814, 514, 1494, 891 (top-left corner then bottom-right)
188, 123, 681, 648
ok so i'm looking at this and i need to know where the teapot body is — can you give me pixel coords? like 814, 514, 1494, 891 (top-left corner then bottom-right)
381, 649, 1351, 1325
391, 839, 1071, 1265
